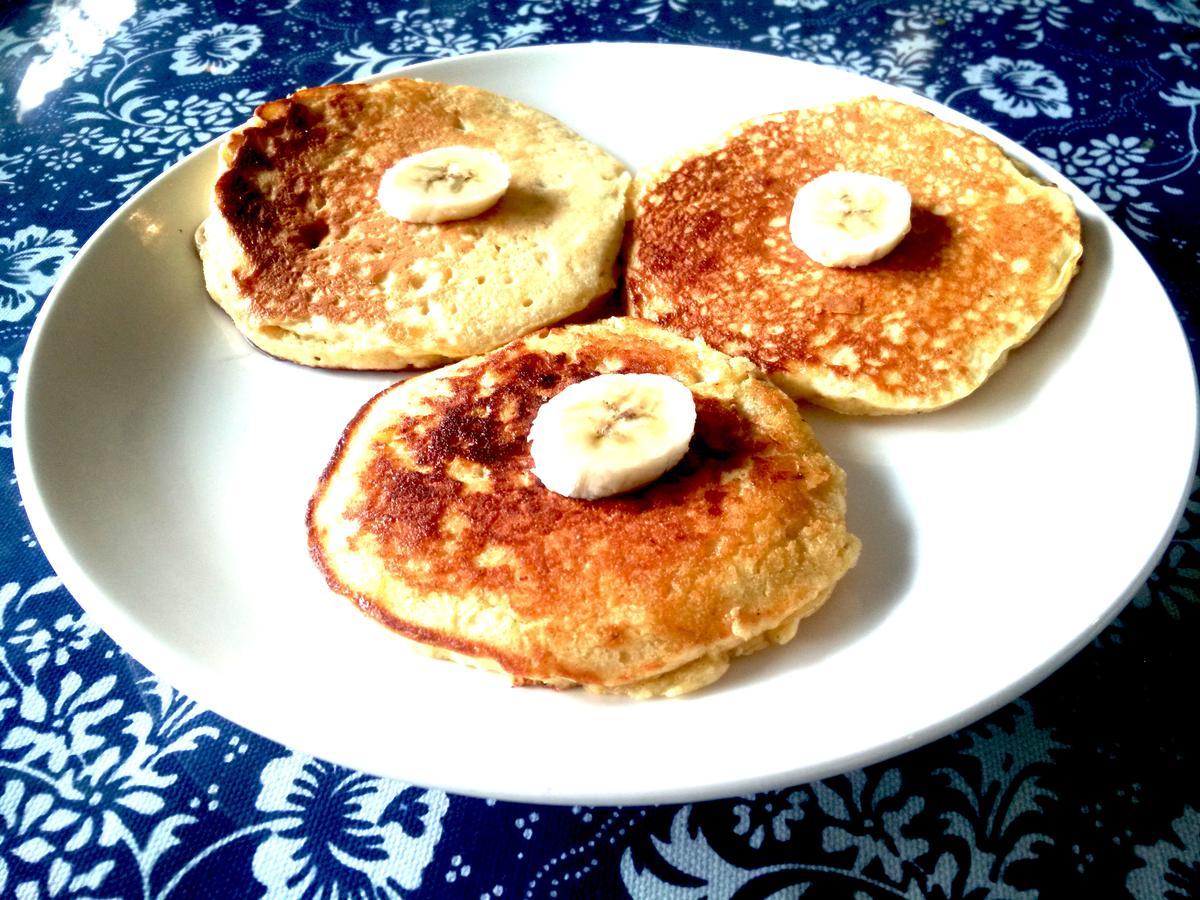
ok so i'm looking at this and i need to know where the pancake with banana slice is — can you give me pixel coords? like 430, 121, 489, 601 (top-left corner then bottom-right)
308, 318, 860, 697
196, 78, 630, 369
625, 96, 1083, 414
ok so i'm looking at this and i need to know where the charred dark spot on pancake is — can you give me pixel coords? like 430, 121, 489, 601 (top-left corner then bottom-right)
297, 219, 330, 250
234, 131, 273, 170
869, 207, 953, 274
352, 454, 454, 546
216, 171, 266, 225
218, 94, 343, 301
410, 351, 572, 468
287, 101, 321, 131
687, 400, 748, 461
346, 341, 789, 606
705, 488, 725, 516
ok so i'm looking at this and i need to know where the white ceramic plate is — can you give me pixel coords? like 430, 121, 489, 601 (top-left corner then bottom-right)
14, 44, 1199, 805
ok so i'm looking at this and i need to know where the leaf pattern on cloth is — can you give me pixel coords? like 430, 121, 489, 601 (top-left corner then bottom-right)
1128, 806, 1200, 899
0, 0, 1198, 897
0, 226, 77, 323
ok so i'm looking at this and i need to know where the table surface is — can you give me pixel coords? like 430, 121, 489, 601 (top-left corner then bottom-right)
2, 1, 1199, 897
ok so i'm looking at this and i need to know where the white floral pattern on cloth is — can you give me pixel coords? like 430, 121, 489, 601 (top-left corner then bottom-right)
1128, 806, 1200, 898
1134, 0, 1200, 26
0, 580, 227, 899
0, 0, 1198, 897
752, 24, 938, 88
1, 352, 20, 449
959, 57, 1073, 118
0, 226, 77, 323
620, 703, 1065, 897
170, 23, 262, 76
250, 753, 447, 898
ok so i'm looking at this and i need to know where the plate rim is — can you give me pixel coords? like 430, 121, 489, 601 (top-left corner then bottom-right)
12, 41, 1200, 805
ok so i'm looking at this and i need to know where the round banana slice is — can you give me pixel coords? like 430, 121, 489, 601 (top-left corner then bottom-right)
528, 373, 697, 500
378, 145, 511, 223
788, 171, 912, 268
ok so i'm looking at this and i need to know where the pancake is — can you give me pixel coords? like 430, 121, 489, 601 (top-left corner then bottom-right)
624, 96, 1083, 414
307, 318, 860, 697
196, 78, 630, 369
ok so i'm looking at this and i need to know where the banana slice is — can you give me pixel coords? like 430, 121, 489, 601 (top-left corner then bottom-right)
378, 145, 510, 224
528, 373, 697, 500
788, 171, 912, 268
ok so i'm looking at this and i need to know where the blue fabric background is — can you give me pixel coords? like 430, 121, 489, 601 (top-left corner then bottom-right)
2, 1, 1199, 896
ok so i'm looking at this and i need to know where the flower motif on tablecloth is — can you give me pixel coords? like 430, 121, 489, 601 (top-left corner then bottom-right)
621, 806, 780, 898
0, 778, 118, 900
1036, 131, 1175, 241
170, 23, 262, 76
890, 0, 1086, 47
135, 90, 270, 146
107, 3, 189, 55
1085, 133, 1153, 168
329, 43, 401, 79
873, 35, 938, 88
0, 353, 18, 449
751, 26, 934, 88
1161, 41, 1200, 69
6, 614, 99, 677
84, 125, 152, 160
931, 701, 1063, 894
813, 769, 929, 883
0, 226, 78, 324
1038, 135, 1149, 203
752, 24, 836, 56
0, 649, 219, 898
1134, 0, 1200, 25
0, 21, 40, 61
732, 789, 808, 849
8, 672, 134, 791
961, 57, 1072, 118
377, 8, 477, 58
1128, 806, 1200, 898
626, 0, 693, 28
330, 11, 546, 82
0, 580, 64, 722
1162, 81, 1200, 108
251, 752, 448, 898
0, 663, 223, 896
27, 143, 85, 175
889, 0, 1019, 31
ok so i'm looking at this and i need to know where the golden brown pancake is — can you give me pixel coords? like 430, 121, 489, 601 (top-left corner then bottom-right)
196, 78, 629, 369
308, 318, 860, 697
625, 96, 1083, 414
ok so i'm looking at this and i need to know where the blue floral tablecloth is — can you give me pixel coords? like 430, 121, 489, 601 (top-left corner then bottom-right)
2, 1, 1199, 897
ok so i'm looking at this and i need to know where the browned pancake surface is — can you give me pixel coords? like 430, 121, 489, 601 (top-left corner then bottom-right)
626, 97, 1082, 413
219, 82, 476, 328
201, 78, 628, 368
308, 319, 860, 693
